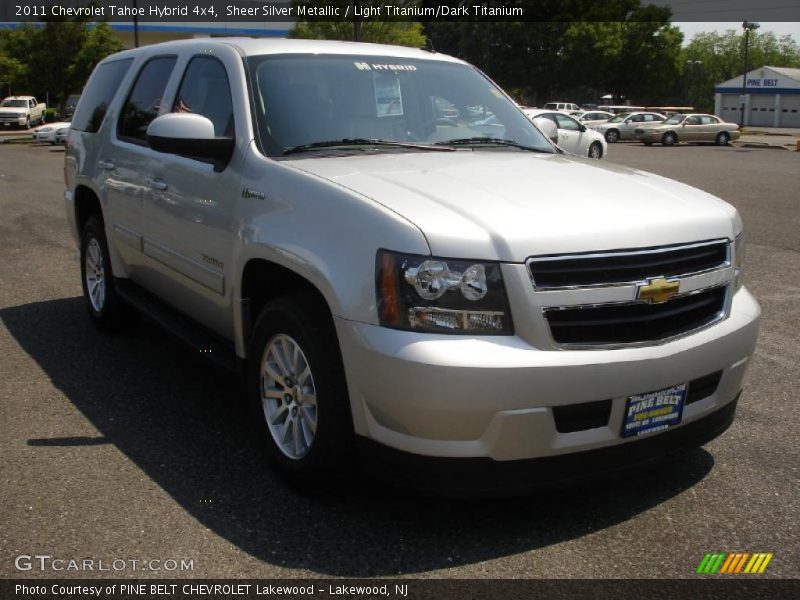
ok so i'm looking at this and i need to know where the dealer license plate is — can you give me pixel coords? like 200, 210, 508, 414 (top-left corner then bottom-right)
622, 383, 686, 438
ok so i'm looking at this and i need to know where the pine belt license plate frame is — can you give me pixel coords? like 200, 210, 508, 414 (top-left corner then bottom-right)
622, 383, 687, 438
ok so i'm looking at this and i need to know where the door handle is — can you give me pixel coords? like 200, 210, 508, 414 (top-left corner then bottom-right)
98, 160, 115, 170
146, 177, 168, 191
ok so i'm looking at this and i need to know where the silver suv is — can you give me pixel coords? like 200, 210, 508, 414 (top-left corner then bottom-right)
64, 39, 759, 494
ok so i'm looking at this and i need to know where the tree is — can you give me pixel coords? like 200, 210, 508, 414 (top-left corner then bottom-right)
0, 19, 123, 106
290, 1, 427, 47
425, 0, 681, 105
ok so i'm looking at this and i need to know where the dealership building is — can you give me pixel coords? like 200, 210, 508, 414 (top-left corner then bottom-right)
715, 66, 800, 128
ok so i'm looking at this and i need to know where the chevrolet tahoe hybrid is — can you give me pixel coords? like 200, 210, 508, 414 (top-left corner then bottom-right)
64, 39, 760, 494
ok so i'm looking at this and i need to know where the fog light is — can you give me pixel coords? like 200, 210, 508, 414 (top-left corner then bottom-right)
408, 307, 506, 332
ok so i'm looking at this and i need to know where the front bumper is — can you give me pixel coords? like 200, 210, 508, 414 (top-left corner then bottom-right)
357, 394, 739, 495
0, 115, 28, 126
335, 288, 759, 466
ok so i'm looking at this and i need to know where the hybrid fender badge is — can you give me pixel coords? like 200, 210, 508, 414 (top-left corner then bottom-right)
637, 277, 680, 304
241, 187, 266, 200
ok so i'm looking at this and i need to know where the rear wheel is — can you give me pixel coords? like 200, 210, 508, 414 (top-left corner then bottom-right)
80, 215, 133, 331
588, 142, 603, 159
662, 132, 677, 146
715, 131, 730, 146
605, 129, 620, 143
247, 293, 354, 491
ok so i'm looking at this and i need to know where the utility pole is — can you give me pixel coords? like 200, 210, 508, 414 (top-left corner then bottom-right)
740, 21, 760, 127
351, 0, 361, 42
133, 0, 140, 48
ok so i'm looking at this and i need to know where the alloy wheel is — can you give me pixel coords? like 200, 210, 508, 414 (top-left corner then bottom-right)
260, 334, 318, 460
84, 238, 106, 312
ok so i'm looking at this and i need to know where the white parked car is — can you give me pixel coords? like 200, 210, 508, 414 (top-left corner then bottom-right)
55, 125, 70, 145
543, 102, 581, 113
523, 109, 607, 159
32, 121, 71, 144
594, 111, 666, 142
575, 110, 614, 128
64, 38, 758, 494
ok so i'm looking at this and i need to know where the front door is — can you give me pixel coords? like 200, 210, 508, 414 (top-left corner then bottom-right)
137, 51, 243, 339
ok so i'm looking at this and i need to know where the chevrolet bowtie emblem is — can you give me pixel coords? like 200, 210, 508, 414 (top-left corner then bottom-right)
637, 277, 680, 304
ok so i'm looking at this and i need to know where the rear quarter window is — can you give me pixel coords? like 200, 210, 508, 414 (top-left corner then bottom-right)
72, 58, 133, 133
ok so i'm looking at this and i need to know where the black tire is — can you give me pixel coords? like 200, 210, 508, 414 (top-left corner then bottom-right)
588, 141, 603, 159
715, 131, 730, 146
23, 117, 30, 130
662, 132, 677, 146
247, 293, 354, 491
605, 129, 620, 143
80, 215, 133, 331
40, 113, 46, 125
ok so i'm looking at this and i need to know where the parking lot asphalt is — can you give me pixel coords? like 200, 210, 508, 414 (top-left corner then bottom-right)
1, 141, 798, 580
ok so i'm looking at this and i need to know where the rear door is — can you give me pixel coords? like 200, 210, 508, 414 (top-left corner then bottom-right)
105, 55, 178, 273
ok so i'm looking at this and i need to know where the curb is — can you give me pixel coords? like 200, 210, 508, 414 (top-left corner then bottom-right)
732, 141, 792, 151
740, 130, 800, 137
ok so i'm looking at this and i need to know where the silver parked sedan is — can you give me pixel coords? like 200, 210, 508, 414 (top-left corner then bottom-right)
634, 113, 741, 146
593, 111, 666, 142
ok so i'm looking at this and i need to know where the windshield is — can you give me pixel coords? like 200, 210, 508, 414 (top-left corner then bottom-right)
1, 99, 27, 108
608, 113, 630, 123
247, 54, 553, 156
663, 114, 686, 125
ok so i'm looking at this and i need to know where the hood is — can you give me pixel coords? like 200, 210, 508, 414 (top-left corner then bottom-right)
0, 107, 27, 115
286, 151, 737, 262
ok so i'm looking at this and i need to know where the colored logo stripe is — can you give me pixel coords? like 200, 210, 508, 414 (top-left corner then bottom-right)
697, 552, 773, 574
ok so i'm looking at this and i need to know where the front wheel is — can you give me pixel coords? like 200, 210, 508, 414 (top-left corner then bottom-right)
605, 129, 619, 143
662, 132, 677, 146
80, 215, 132, 331
247, 293, 354, 491
715, 131, 730, 146
588, 142, 603, 159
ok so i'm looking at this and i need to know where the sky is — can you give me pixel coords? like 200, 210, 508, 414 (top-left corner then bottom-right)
674, 22, 800, 45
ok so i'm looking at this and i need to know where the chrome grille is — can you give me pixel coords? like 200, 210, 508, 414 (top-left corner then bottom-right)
528, 240, 729, 290
544, 286, 727, 345
527, 240, 733, 348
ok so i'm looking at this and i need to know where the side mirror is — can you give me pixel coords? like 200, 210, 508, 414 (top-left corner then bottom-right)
147, 113, 234, 165
579, 124, 587, 132
533, 117, 559, 144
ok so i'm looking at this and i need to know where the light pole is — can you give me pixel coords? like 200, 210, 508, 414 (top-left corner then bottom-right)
740, 21, 760, 127
685, 59, 702, 108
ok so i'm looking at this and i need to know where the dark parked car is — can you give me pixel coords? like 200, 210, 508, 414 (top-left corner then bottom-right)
60, 94, 80, 120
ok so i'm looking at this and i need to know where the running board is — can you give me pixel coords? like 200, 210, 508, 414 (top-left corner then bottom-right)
115, 279, 238, 372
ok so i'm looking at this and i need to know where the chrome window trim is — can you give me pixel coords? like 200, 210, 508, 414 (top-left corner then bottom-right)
526, 238, 732, 291
541, 282, 730, 350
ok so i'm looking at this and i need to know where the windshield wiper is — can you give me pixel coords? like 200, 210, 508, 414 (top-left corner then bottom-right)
284, 138, 455, 155
434, 137, 553, 153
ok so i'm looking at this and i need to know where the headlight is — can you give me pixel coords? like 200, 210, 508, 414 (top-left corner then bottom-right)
734, 232, 745, 291
376, 250, 513, 334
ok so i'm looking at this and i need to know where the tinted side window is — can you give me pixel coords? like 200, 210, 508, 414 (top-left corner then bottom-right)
119, 56, 177, 142
72, 59, 133, 133
173, 56, 234, 137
